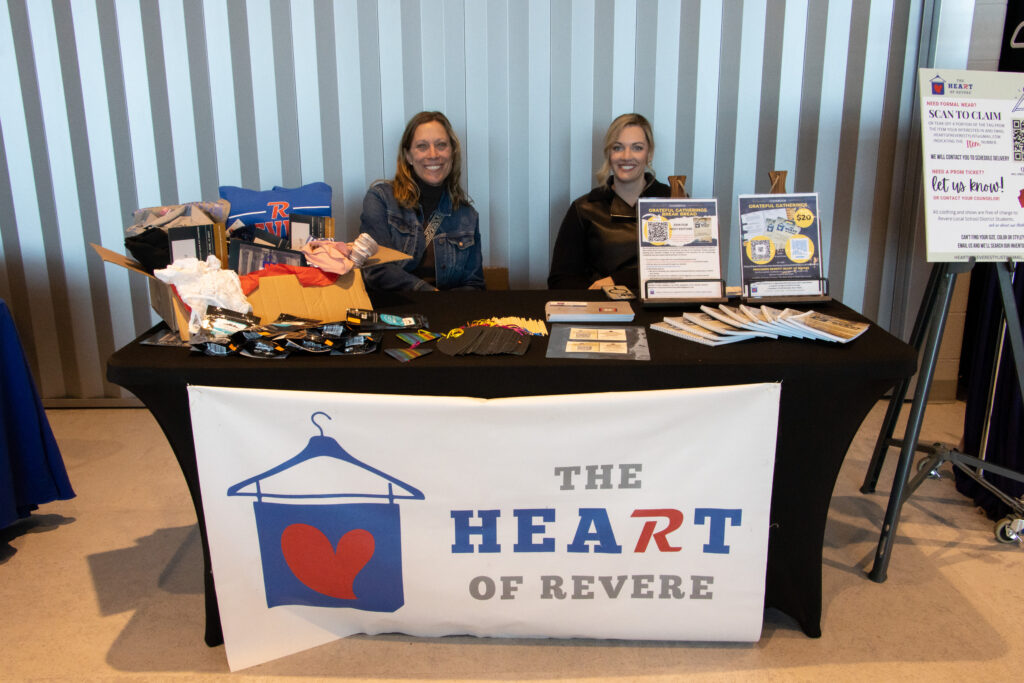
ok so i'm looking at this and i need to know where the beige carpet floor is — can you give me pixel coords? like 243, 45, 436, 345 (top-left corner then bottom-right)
2, 400, 1021, 681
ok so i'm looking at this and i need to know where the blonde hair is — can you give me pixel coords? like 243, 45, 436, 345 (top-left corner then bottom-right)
596, 113, 655, 181
392, 111, 470, 210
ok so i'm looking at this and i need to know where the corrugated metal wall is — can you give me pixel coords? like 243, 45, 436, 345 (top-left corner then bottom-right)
0, 0, 974, 401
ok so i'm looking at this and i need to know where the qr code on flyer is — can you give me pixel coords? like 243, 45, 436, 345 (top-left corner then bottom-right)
1014, 119, 1024, 161
646, 220, 670, 243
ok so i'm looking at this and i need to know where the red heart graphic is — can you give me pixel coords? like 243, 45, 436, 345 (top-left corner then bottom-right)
280, 524, 375, 599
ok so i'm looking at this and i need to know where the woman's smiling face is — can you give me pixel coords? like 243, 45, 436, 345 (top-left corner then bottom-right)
609, 124, 650, 186
404, 121, 453, 186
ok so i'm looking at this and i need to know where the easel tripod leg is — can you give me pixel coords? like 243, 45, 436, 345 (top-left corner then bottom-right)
868, 267, 958, 582
861, 263, 947, 493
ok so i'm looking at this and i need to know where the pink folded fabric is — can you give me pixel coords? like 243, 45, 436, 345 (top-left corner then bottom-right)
301, 240, 356, 275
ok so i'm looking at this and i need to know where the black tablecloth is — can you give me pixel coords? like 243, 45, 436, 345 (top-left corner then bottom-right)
107, 289, 916, 645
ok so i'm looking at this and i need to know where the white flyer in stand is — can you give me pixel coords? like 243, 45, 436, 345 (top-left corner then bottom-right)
637, 198, 723, 300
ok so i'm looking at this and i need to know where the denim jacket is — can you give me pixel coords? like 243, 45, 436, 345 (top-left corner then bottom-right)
359, 180, 485, 291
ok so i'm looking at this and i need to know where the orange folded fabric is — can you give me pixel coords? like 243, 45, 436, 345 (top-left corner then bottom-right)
239, 264, 339, 296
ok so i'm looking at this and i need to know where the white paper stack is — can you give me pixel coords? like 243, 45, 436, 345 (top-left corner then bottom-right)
650, 304, 869, 346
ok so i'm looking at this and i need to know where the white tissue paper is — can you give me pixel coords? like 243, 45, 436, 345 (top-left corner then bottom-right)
154, 256, 252, 333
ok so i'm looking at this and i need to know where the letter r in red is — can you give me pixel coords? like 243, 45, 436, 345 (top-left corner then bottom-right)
631, 509, 683, 552
269, 201, 290, 219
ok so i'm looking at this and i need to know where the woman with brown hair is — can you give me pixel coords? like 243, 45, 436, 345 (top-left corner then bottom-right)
360, 111, 484, 291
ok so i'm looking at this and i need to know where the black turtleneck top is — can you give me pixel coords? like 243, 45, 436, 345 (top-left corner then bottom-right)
412, 176, 445, 286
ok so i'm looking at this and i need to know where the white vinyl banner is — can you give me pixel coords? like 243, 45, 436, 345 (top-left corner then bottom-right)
189, 384, 780, 671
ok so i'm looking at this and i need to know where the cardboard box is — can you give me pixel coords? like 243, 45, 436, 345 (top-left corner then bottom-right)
92, 242, 410, 341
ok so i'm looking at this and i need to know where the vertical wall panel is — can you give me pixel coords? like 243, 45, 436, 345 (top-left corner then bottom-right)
755, 0, 785, 193
1, 1, 50, 382
70, 0, 135, 355
182, 0, 219, 200
399, 0, 423, 117
10, 0, 71, 397
527, 0, 551, 284
269, 0, 299, 187
547, 0, 572, 260
652, 0, 682, 179
672, 0, 700, 188
486, 0, 510, 267
335, 0, 367, 235
507, 0, 531, 285
633, 0, 658, 121
463, 0, 489, 236
569, 0, 596, 199
204, 0, 241, 188
774, 0, 808, 179
442, 0, 467, 135
611, 0, 638, 116
713, 1, 741, 282
246, 0, 282, 187
377, 0, 406, 179
877, 0, 924, 330
826, 0, 866, 303
115, 0, 160, 205
313, 1, 342, 221
812, 0, 854, 296
593, 0, 615, 139
98, 0, 151, 331
51, 0, 113, 398
794, 1, 827, 194
138, 0, 179, 204
158, 0, 201, 202
0, 0, 984, 401
292, 0, 325, 186
419, 0, 445, 112
726, 0, 768, 282
226, 0, 259, 189
842, 0, 896, 312
691, 3, 721, 199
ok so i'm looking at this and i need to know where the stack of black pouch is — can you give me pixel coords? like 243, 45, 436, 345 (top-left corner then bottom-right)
437, 326, 530, 357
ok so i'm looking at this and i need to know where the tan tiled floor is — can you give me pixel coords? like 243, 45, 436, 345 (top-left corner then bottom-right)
2, 400, 1021, 681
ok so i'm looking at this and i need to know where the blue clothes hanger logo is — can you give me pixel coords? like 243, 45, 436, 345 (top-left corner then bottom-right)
227, 412, 425, 611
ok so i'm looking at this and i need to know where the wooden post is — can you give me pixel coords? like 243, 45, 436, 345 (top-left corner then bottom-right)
668, 175, 689, 198
768, 170, 788, 194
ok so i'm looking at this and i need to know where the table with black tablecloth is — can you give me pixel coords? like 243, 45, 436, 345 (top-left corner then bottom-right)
107, 289, 916, 646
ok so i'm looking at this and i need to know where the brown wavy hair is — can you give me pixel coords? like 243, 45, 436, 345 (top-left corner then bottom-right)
596, 113, 655, 181
392, 111, 470, 210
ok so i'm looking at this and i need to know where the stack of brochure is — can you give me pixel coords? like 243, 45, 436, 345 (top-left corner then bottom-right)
650, 303, 869, 346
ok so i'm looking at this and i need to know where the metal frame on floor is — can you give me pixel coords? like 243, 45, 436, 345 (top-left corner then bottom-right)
861, 259, 1024, 582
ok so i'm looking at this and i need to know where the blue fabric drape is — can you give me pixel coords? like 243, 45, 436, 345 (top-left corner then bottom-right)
0, 300, 74, 529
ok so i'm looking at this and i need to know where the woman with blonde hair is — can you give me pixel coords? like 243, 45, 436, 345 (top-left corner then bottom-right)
361, 111, 484, 291
548, 113, 670, 290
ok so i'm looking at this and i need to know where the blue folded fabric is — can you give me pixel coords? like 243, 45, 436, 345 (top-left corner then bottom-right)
1, 300, 74, 529
219, 182, 332, 242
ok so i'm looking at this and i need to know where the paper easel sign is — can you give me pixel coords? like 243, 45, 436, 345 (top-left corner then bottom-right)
918, 68, 1024, 262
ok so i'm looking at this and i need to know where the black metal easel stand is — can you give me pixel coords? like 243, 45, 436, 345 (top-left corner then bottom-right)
861, 259, 1024, 582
